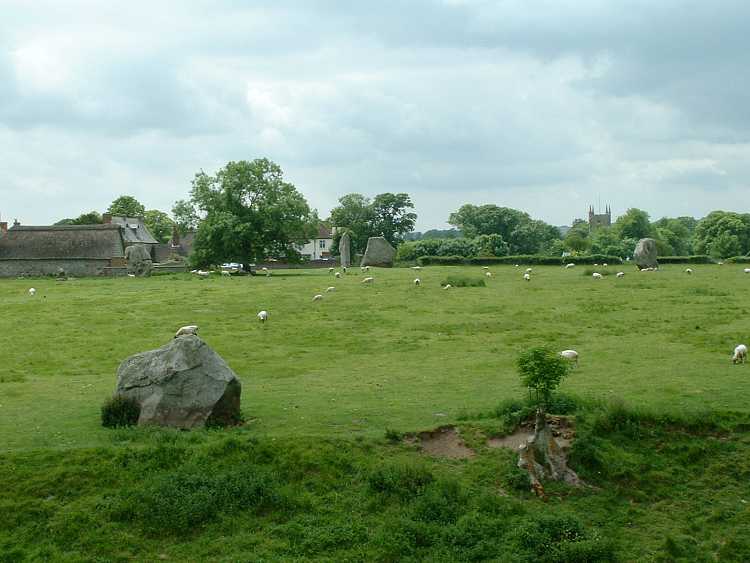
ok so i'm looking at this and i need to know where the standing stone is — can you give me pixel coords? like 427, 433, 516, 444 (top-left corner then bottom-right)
360, 236, 396, 267
125, 243, 153, 276
633, 238, 658, 270
115, 335, 242, 428
339, 231, 351, 269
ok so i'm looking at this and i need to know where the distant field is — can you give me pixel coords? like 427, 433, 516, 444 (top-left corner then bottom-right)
1, 264, 749, 451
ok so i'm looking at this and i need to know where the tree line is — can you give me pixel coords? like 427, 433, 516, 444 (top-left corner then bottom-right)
55, 158, 750, 266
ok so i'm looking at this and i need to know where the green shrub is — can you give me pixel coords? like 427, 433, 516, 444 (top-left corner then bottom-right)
583, 268, 612, 276
726, 256, 750, 264
440, 275, 486, 287
367, 462, 434, 497
100, 396, 140, 428
517, 347, 571, 409
510, 513, 615, 562
384, 428, 403, 443
412, 479, 467, 524
415, 254, 624, 266
659, 255, 714, 264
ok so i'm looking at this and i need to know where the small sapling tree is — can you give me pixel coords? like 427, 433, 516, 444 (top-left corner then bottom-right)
517, 347, 570, 412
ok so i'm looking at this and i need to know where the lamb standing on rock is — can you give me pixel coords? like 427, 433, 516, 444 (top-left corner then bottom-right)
733, 344, 747, 364
174, 325, 198, 338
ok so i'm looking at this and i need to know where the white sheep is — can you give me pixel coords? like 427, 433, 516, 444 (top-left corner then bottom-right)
744, 268, 750, 274
594, 263, 599, 266
365, 266, 371, 272
221, 270, 231, 277
514, 264, 519, 267
334, 272, 342, 279
485, 272, 492, 278
196, 270, 210, 277
326, 286, 336, 292
328, 267, 335, 273
565, 263, 575, 269
523, 273, 531, 281
261, 267, 268, 272
342, 266, 347, 273
525, 268, 533, 273
414, 278, 421, 286
732, 344, 747, 364
257, 310, 268, 323
685, 268, 693, 275
362, 277, 374, 284
482, 266, 489, 270
412, 266, 422, 270
28, 287, 36, 296
127, 274, 136, 278
174, 325, 198, 338
592, 272, 603, 279
443, 284, 452, 289
616, 271, 625, 278
603, 263, 608, 267
560, 350, 579, 364
312, 294, 323, 302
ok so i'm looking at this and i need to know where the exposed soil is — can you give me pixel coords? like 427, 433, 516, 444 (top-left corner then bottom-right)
488, 414, 576, 451
407, 426, 475, 459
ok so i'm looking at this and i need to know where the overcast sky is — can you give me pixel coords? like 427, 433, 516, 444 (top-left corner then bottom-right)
1, 1, 748, 230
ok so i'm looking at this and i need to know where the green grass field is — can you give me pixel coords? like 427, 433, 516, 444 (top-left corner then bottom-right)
2, 265, 750, 561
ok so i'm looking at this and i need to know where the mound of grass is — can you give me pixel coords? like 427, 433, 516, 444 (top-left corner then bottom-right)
101, 396, 140, 428
582, 268, 613, 276
439, 274, 486, 287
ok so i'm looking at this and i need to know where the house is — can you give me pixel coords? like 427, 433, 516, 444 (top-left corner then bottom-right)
154, 225, 196, 263
0, 215, 160, 277
296, 224, 335, 260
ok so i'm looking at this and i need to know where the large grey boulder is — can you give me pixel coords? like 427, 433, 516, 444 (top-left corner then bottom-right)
339, 231, 351, 268
360, 236, 396, 267
125, 243, 152, 277
115, 335, 242, 428
633, 238, 658, 270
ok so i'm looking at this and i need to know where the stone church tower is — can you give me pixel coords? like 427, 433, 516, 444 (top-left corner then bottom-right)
588, 205, 611, 231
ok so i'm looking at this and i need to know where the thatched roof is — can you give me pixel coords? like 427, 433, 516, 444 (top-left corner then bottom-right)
0, 225, 125, 259
109, 216, 159, 244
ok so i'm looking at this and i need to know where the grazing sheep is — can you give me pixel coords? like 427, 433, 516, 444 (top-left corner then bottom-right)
362, 277, 374, 284
525, 268, 533, 273
261, 267, 268, 272
174, 325, 198, 338
482, 266, 489, 270
414, 278, 421, 286
565, 263, 575, 269
594, 263, 599, 266
196, 270, 210, 277
603, 263, 608, 267
685, 268, 693, 275
744, 268, 750, 274
28, 287, 36, 296
257, 310, 268, 323
412, 266, 422, 270
312, 294, 323, 302
485, 272, 492, 278
616, 271, 625, 278
334, 272, 342, 279
560, 350, 579, 364
127, 273, 136, 278
732, 344, 748, 364
365, 266, 371, 272
342, 266, 347, 273
592, 272, 603, 279
443, 284, 452, 289
221, 270, 231, 277
523, 273, 531, 281
326, 286, 336, 292
514, 264, 519, 267
328, 267, 335, 273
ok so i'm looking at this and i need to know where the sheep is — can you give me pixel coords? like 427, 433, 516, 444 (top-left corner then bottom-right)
414, 278, 421, 286
485, 272, 493, 278
312, 294, 323, 302
592, 272, 603, 279
196, 270, 210, 277
28, 287, 36, 296
482, 266, 489, 270
443, 284, 452, 289
732, 344, 748, 364
365, 266, 371, 272
325, 286, 336, 292
744, 268, 750, 274
525, 268, 533, 273
174, 325, 198, 338
221, 270, 231, 277
362, 277, 374, 284
560, 350, 579, 364
514, 264, 519, 267
685, 268, 693, 275
257, 310, 269, 323
261, 267, 268, 272
412, 266, 422, 270
603, 263, 608, 267
334, 272, 342, 279
616, 271, 625, 278
594, 263, 599, 266
342, 267, 347, 274
127, 273, 136, 278
523, 273, 531, 281
565, 263, 575, 269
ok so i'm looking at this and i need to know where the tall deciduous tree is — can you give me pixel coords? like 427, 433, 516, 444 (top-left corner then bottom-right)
370, 193, 417, 245
614, 208, 652, 240
107, 195, 146, 218
187, 159, 317, 267
172, 199, 200, 233
143, 210, 174, 243
55, 211, 103, 225
693, 211, 750, 258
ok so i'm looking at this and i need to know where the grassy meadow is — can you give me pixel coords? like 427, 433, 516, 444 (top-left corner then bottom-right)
2, 264, 750, 561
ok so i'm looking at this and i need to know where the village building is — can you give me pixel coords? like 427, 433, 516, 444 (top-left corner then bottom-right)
154, 225, 196, 263
0, 215, 159, 277
588, 205, 612, 231
296, 224, 334, 260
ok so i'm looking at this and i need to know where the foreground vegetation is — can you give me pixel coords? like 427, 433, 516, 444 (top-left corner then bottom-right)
2, 265, 750, 560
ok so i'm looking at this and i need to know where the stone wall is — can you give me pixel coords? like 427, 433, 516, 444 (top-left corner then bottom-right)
0, 259, 111, 277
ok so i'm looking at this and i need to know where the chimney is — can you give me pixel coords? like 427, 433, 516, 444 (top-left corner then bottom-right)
102, 213, 112, 224
171, 223, 180, 247
12, 219, 20, 228
0, 222, 7, 236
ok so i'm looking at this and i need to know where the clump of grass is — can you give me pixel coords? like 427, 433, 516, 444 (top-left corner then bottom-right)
384, 428, 403, 443
440, 275, 486, 287
101, 396, 140, 428
367, 462, 434, 497
582, 268, 612, 276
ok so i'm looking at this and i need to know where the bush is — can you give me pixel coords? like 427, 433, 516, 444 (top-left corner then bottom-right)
415, 254, 624, 266
517, 347, 571, 409
725, 256, 750, 264
101, 396, 140, 428
659, 255, 714, 264
440, 275, 486, 287
367, 462, 434, 497
582, 268, 612, 276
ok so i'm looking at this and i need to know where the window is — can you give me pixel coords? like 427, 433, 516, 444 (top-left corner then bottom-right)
319, 240, 326, 249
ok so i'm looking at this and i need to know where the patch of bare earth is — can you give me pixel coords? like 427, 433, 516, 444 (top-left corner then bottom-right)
408, 426, 475, 459
488, 415, 576, 451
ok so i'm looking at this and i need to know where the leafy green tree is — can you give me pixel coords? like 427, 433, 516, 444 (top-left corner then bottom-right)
589, 228, 628, 257
107, 195, 146, 218
143, 210, 174, 243
693, 211, 750, 258
509, 220, 561, 254
614, 208, 652, 240
517, 347, 570, 410
449, 204, 529, 240
330, 194, 376, 254
55, 211, 103, 225
370, 193, 417, 245
172, 199, 200, 233
474, 234, 510, 256
187, 158, 317, 268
